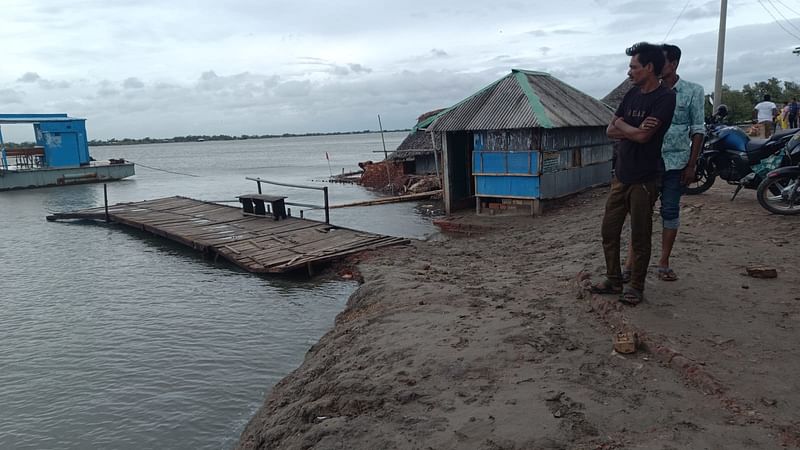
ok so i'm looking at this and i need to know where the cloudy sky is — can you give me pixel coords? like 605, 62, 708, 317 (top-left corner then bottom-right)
1, 0, 799, 140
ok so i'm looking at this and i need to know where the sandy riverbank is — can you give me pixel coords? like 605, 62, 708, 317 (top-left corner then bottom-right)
236, 183, 800, 449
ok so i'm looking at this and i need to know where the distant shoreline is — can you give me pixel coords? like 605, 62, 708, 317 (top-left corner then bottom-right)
0, 129, 410, 148
87, 129, 410, 147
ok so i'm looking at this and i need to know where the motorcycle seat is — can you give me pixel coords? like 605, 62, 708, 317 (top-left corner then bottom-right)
746, 138, 768, 152
771, 128, 799, 140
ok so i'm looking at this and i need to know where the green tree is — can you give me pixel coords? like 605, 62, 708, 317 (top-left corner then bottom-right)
705, 84, 754, 123
708, 78, 800, 124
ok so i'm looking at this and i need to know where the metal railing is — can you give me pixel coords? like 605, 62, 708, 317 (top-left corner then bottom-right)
245, 176, 330, 224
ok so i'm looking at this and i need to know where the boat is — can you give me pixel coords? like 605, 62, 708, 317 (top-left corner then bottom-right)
0, 113, 135, 191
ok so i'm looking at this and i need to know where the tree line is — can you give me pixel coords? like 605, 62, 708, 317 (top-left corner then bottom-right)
1, 129, 409, 148
88, 129, 410, 147
705, 78, 800, 123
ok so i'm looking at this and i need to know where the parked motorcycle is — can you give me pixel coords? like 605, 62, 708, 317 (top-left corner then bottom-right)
685, 112, 800, 198
756, 133, 800, 215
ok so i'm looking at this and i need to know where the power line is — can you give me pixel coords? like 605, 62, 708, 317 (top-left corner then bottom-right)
773, 0, 800, 18
766, 0, 800, 35
663, 0, 693, 42
758, 0, 800, 41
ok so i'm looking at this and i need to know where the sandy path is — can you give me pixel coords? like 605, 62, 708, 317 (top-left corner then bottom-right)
236, 183, 799, 449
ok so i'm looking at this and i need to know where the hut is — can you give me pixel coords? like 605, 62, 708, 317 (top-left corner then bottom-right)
601, 79, 635, 111
426, 69, 615, 215
389, 109, 445, 175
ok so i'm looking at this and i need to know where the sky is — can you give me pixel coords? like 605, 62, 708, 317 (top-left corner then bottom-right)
1, 0, 799, 141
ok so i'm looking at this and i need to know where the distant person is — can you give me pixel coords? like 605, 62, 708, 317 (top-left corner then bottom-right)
621, 43, 704, 284
753, 94, 777, 137
789, 97, 799, 129
776, 103, 789, 130
592, 42, 676, 305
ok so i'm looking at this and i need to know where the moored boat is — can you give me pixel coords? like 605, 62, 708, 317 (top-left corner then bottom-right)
0, 113, 135, 191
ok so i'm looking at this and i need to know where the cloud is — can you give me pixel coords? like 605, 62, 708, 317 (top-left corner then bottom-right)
122, 77, 144, 89
552, 29, 586, 35
17, 72, 41, 83
97, 87, 120, 98
348, 63, 371, 74
273, 80, 312, 98
327, 63, 373, 76
0, 88, 24, 104
15, 72, 69, 89
1, 1, 798, 140
527, 29, 585, 37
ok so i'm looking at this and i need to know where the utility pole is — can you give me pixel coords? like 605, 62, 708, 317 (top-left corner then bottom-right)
713, 0, 727, 108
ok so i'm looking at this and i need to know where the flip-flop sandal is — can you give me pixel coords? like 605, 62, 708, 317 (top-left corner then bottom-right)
657, 267, 678, 281
621, 269, 632, 284
591, 278, 623, 294
620, 286, 644, 305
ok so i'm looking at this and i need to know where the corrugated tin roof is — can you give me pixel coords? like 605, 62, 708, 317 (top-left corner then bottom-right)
391, 129, 434, 159
428, 69, 614, 131
601, 79, 635, 111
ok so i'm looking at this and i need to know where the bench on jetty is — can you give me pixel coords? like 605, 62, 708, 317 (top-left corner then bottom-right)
46, 196, 409, 274
238, 193, 287, 220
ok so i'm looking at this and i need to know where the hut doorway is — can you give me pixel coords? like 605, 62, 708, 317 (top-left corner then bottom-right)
444, 131, 474, 212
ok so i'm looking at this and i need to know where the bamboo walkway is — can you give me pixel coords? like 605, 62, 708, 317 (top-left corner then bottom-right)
47, 196, 409, 274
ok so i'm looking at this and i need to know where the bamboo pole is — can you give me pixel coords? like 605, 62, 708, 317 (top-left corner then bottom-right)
328, 190, 441, 209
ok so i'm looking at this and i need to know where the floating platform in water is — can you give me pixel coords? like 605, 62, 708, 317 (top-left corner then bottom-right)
0, 113, 135, 191
47, 196, 409, 274
1, 160, 135, 191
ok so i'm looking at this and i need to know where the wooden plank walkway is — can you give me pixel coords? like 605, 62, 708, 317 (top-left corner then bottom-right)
47, 196, 409, 274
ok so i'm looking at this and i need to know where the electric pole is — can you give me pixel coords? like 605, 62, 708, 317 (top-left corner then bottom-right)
713, 0, 727, 108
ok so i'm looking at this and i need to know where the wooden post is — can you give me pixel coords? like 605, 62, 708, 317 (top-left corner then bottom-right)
532, 199, 542, 216
442, 133, 452, 215
323, 186, 330, 224
103, 183, 109, 223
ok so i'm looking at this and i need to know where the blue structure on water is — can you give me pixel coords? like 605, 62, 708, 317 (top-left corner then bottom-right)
0, 114, 91, 169
0, 113, 135, 190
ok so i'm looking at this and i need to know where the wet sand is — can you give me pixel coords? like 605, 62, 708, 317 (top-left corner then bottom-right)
236, 183, 800, 449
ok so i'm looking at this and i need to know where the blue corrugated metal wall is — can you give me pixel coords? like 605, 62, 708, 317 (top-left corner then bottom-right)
471, 128, 613, 200
35, 120, 90, 168
473, 149, 540, 198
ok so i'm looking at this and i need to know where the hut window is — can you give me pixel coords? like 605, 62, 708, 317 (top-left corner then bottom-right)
572, 148, 582, 167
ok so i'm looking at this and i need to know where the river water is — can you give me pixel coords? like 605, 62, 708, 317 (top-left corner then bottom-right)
0, 132, 439, 449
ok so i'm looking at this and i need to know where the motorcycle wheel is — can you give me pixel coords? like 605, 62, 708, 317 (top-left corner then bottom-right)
684, 161, 716, 195
756, 174, 800, 215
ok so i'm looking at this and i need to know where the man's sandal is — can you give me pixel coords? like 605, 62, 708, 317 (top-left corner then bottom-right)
591, 279, 623, 294
657, 267, 678, 281
620, 286, 644, 305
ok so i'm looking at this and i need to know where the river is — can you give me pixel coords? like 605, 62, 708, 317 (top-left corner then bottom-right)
0, 132, 439, 449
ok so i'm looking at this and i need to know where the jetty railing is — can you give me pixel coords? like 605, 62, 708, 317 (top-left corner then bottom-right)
245, 176, 330, 224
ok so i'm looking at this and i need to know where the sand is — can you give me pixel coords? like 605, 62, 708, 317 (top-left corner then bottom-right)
236, 183, 800, 449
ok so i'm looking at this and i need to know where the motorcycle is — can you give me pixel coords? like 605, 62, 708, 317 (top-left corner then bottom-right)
685, 112, 800, 199
756, 133, 800, 215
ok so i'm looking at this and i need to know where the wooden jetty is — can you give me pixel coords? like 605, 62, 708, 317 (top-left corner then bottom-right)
47, 196, 409, 274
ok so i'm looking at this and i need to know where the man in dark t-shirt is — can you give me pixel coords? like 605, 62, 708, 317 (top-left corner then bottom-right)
593, 42, 676, 304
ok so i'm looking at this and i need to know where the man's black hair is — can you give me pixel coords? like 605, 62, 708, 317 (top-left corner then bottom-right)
626, 42, 666, 76
661, 44, 681, 63
764, 94, 771, 101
